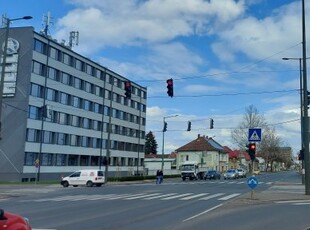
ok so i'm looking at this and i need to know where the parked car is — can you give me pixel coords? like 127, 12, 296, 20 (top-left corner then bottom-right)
0, 209, 31, 230
61, 169, 105, 187
237, 168, 247, 178
204, 170, 221, 180
223, 169, 239, 179
197, 171, 207, 180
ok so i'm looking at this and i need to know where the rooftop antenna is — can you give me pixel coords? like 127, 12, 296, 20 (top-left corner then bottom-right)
41, 11, 53, 36
1, 14, 8, 28
69, 31, 79, 48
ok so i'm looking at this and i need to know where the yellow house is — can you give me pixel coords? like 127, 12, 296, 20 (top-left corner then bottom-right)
175, 134, 229, 173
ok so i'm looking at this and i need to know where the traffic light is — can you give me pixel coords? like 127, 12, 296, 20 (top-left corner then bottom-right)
248, 143, 256, 161
210, 118, 214, 129
299, 149, 304, 161
187, 121, 191, 131
163, 122, 167, 132
167, 78, 173, 97
125, 80, 131, 99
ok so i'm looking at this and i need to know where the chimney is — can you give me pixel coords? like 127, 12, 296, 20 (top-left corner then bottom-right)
198, 134, 200, 138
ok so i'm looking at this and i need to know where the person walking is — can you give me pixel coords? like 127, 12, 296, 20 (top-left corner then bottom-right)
156, 170, 160, 184
159, 170, 163, 184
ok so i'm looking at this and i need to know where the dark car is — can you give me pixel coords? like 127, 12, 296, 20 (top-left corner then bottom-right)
0, 209, 31, 230
197, 171, 207, 180
204, 170, 221, 180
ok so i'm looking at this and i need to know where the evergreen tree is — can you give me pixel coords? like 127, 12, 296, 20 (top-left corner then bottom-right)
145, 131, 158, 154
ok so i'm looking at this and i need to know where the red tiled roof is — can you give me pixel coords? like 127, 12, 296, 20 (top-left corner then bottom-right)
176, 135, 223, 152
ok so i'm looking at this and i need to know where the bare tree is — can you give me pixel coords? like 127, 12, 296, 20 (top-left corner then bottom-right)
231, 105, 292, 171
231, 105, 268, 150
259, 126, 282, 171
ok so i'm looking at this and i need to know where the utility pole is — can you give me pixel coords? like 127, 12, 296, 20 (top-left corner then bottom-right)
301, 0, 310, 195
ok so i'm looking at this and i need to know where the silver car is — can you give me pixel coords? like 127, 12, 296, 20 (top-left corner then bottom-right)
237, 168, 246, 178
224, 169, 239, 180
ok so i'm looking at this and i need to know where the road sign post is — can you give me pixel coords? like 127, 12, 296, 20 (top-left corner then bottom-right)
247, 176, 258, 199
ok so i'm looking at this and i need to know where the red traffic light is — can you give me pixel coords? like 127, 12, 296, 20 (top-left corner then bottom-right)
250, 143, 256, 150
125, 80, 131, 99
167, 78, 173, 97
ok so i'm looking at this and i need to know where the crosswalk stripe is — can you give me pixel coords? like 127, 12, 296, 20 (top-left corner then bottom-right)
199, 193, 224, 200
180, 193, 209, 200
161, 193, 193, 200
218, 193, 241, 200
143, 193, 178, 200
124, 193, 161, 200
111, 193, 145, 200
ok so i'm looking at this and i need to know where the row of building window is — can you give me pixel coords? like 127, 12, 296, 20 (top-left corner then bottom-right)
26, 128, 144, 152
30, 83, 146, 126
33, 39, 147, 99
28, 105, 145, 138
24, 152, 144, 167
32, 61, 146, 112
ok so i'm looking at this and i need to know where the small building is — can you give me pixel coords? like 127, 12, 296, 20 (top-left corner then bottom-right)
175, 134, 228, 172
144, 154, 175, 175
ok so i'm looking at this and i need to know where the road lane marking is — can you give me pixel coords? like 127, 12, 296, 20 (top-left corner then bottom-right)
124, 193, 161, 200
183, 204, 223, 222
143, 193, 178, 200
199, 193, 224, 200
218, 193, 241, 200
180, 193, 209, 200
161, 193, 193, 200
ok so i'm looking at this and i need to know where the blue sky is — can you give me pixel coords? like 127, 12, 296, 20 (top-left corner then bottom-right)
1, 0, 309, 156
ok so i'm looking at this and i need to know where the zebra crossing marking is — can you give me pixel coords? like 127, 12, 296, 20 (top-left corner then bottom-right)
218, 193, 241, 200
179, 193, 209, 200
199, 193, 224, 200
143, 193, 177, 200
24, 192, 242, 203
161, 193, 193, 200
124, 193, 161, 200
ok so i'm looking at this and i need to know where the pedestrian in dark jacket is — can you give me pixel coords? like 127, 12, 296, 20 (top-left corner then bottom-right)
156, 170, 160, 184
159, 170, 163, 184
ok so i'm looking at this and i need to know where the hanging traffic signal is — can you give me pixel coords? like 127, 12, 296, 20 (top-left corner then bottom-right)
167, 78, 173, 97
163, 122, 167, 132
249, 143, 256, 161
210, 118, 214, 129
299, 149, 304, 161
187, 121, 191, 131
125, 80, 131, 99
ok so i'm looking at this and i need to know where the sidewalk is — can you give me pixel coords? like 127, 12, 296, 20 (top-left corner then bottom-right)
233, 182, 310, 205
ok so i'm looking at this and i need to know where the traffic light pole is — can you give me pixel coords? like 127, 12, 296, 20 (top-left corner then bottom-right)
301, 0, 310, 195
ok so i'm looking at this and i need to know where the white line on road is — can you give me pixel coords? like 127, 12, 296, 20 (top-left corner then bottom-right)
199, 193, 224, 200
179, 193, 209, 200
161, 193, 193, 200
124, 193, 161, 200
218, 193, 241, 200
292, 202, 310, 205
183, 204, 223, 222
143, 193, 178, 200
275, 200, 310, 204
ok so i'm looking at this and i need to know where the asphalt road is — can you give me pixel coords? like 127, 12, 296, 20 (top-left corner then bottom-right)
0, 171, 309, 230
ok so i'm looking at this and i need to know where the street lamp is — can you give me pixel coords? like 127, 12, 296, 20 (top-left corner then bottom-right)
161, 114, 178, 171
0, 15, 32, 139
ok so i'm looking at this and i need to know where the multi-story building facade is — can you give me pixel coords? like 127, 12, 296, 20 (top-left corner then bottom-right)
0, 26, 147, 181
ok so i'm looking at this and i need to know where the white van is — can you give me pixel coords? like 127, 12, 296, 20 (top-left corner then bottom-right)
61, 169, 105, 187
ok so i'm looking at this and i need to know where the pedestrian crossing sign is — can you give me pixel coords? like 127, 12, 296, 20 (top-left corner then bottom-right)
248, 128, 261, 142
